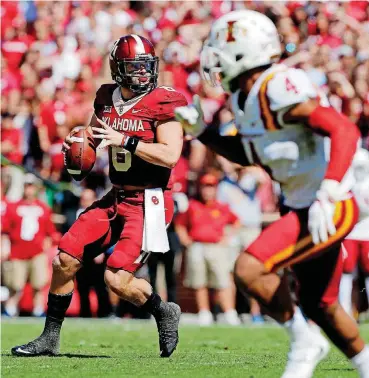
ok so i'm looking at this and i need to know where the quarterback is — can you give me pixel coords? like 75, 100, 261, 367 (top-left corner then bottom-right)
175, 10, 369, 378
12, 35, 187, 358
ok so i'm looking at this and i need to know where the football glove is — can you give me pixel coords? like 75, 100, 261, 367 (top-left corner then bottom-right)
318, 179, 351, 202
174, 95, 206, 137
308, 198, 336, 245
308, 179, 351, 245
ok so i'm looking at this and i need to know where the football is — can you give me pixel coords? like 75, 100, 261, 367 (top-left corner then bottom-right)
65, 127, 96, 181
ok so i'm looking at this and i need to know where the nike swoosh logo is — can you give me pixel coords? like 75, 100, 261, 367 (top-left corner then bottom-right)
132, 109, 143, 114
16, 347, 31, 354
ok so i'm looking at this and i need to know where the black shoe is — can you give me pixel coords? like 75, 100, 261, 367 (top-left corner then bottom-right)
155, 302, 181, 358
11, 341, 58, 357
11, 321, 60, 357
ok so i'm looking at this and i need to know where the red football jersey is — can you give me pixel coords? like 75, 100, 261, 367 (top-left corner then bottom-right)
94, 84, 187, 187
1, 195, 9, 221
2, 199, 60, 259
175, 199, 238, 243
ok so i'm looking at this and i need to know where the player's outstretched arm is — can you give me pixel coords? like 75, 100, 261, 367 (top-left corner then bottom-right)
197, 124, 250, 166
175, 96, 250, 166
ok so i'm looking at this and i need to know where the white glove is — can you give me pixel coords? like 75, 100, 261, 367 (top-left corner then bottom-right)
318, 179, 351, 203
308, 198, 336, 245
174, 95, 206, 137
308, 179, 351, 245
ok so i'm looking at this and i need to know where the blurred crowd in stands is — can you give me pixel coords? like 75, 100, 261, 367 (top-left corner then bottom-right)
1, 1, 369, 322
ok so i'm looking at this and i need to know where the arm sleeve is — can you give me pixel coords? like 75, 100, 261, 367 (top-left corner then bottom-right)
308, 106, 360, 182
198, 124, 249, 166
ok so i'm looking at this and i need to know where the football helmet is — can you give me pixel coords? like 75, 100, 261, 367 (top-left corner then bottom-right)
200, 10, 281, 92
109, 34, 159, 93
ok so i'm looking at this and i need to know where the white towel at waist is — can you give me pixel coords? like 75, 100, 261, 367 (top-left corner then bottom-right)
141, 188, 170, 253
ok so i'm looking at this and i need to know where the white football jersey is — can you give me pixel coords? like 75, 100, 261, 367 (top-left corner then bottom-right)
231, 64, 355, 209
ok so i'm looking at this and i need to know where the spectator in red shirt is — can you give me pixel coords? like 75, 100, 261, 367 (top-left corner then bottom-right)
1, 56, 21, 114
1, 179, 11, 263
175, 173, 240, 326
48, 124, 68, 181
2, 174, 60, 317
1, 112, 25, 202
1, 112, 23, 165
37, 87, 67, 152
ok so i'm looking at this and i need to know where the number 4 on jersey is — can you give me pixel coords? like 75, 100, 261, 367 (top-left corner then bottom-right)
285, 77, 298, 94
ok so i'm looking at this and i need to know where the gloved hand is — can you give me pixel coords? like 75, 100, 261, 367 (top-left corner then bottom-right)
308, 179, 351, 245
175, 95, 206, 137
308, 198, 336, 245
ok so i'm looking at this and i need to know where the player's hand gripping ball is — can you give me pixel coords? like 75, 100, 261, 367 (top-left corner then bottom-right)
63, 127, 96, 181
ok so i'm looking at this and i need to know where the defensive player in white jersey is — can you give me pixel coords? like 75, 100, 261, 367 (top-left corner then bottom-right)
175, 10, 369, 378
339, 149, 369, 317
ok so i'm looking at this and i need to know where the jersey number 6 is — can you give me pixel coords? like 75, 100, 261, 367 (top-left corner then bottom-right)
112, 147, 132, 171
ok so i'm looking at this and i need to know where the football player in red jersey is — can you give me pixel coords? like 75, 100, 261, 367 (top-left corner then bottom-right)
12, 35, 187, 358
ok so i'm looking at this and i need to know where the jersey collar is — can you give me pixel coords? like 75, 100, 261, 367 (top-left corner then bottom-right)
112, 87, 147, 116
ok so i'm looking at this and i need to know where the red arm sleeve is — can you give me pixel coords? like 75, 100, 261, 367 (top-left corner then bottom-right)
308, 106, 360, 182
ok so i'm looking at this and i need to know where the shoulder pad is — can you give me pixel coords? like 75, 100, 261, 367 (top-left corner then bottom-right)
94, 84, 117, 117
266, 69, 318, 112
150, 87, 188, 122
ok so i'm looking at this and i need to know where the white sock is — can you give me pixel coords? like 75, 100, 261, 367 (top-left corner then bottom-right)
5, 303, 18, 317
283, 307, 311, 341
339, 273, 353, 316
32, 305, 45, 317
351, 345, 369, 377
365, 277, 369, 304
224, 309, 241, 325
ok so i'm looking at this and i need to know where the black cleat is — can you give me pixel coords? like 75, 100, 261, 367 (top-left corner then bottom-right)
155, 302, 181, 358
11, 342, 58, 357
11, 319, 61, 357
11, 335, 60, 357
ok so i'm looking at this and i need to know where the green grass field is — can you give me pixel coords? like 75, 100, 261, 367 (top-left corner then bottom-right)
2, 319, 368, 378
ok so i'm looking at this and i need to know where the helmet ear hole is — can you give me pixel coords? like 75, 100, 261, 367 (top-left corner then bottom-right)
235, 54, 244, 61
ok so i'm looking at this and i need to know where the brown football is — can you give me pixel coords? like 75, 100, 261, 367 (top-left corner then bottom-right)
65, 128, 96, 181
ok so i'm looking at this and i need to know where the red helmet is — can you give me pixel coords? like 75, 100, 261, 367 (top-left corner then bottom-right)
109, 34, 159, 93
